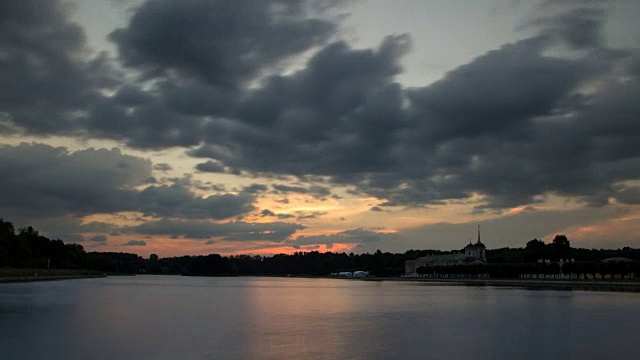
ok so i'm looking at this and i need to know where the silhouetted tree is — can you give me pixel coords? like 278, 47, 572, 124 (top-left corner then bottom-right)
0, 219, 17, 267
550, 235, 571, 261
147, 253, 161, 273
524, 239, 546, 262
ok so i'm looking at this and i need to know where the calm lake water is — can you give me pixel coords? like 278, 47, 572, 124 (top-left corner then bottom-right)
1, 276, 639, 359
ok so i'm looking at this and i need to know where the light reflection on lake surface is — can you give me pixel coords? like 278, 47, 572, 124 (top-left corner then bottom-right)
1, 276, 639, 359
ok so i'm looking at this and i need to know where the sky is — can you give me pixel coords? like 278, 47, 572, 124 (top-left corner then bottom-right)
1, 0, 639, 258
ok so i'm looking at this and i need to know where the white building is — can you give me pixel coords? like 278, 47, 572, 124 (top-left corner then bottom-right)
404, 226, 487, 276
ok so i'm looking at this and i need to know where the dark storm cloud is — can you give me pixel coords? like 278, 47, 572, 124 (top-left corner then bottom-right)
78, 221, 118, 233
123, 240, 146, 246
88, 235, 108, 243
253, 208, 295, 219
0, 0, 202, 150
0, 0, 125, 136
190, 34, 411, 177
272, 184, 331, 198
0, 143, 256, 221
159, 80, 237, 117
109, 0, 339, 88
126, 218, 305, 242
111, 85, 154, 107
289, 228, 396, 247
64, 234, 88, 243
242, 184, 269, 194
615, 187, 640, 205
405, 37, 593, 142
296, 211, 327, 220
629, 51, 640, 76
136, 184, 255, 219
84, 96, 206, 149
351, 33, 638, 209
0, 143, 151, 217
526, 0, 609, 49
346, 36, 597, 207
260, 209, 277, 217
2, 0, 638, 217
196, 160, 226, 173
176, 10, 636, 212
153, 163, 173, 171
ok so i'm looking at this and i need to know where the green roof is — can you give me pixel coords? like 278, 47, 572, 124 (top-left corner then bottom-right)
407, 253, 466, 264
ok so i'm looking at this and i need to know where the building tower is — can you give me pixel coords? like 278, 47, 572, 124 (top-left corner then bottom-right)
476, 225, 486, 261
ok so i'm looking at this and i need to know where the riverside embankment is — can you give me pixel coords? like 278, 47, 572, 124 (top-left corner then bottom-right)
0, 269, 106, 283
0, 274, 106, 283
363, 277, 640, 292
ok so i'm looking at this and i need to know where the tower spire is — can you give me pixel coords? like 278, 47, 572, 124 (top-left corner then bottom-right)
477, 225, 481, 244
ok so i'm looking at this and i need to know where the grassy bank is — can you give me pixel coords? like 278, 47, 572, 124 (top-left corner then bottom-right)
364, 277, 640, 292
0, 268, 105, 283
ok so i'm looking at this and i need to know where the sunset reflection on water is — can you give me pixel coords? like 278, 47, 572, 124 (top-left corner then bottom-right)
1, 276, 639, 359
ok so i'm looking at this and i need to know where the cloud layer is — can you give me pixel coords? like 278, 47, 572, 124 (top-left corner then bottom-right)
1, 0, 639, 251
0, 143, 256, 224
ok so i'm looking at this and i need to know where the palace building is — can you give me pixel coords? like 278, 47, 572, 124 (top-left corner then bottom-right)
464, 225, 486, 261
404, 226, 487, 276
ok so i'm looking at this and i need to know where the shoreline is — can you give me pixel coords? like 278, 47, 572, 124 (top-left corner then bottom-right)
3, 273, 640, 292
0, 274, 107, 284
362, 277, 640, 292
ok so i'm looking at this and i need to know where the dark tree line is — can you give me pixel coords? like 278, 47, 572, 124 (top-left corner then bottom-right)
417, 236, 640, 279
0, 219, 145, 274
2, 219, 640, 278
487, 236, 640, 263
155, 249, 410, 277
416, 261, 640, 280
0, 219, 411, 276
0, 220, 85, 269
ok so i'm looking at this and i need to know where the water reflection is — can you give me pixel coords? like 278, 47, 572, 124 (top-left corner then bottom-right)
1, 276, 639, 359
